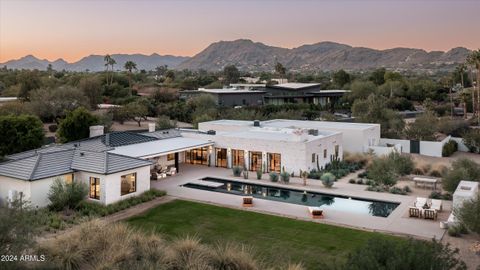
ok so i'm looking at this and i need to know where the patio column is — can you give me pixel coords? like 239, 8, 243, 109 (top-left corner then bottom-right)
262, 151, 267, 173
227, 148, 232, 169
244, 150, 249, 171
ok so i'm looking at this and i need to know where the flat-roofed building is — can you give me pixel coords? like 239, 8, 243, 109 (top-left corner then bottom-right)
180, 88, 265, 107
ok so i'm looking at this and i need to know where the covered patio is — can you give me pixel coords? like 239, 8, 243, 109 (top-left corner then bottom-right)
108, 137, 214, 179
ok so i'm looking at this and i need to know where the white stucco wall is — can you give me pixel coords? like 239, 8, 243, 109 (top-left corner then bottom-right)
183, 132, 343, 173
450, 137, 470, 152
75, 166, 150, 205
0, 176, 31, 207
380, 138, 411, 153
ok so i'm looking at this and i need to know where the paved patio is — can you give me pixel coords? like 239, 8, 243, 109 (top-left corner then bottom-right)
152, 164, 449, 240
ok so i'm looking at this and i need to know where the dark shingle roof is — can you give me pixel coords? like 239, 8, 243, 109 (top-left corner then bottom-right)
141, 129, 181, 139
71, 150, 152, 174
0, 149, 74, 180
100, 132, 157, 147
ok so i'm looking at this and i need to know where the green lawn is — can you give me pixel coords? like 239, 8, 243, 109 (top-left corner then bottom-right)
127, 200, 400, 269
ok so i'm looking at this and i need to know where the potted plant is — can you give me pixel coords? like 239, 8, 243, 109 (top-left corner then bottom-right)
256, 168, 262, 180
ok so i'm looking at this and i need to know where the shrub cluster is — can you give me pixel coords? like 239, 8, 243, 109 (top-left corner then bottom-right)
38, 220, 303, 270
269, 172, 279, 182
442, 140, 458, 157
429, 191, 452, 201
309, 159, 363, 180
77, 189, 166, 217
47, 179, 88, 211
320, 173, 335, 188
280, 172, 290, 183
232, 166, 243, 177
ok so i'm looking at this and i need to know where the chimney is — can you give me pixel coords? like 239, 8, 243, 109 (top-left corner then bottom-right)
89, 125, 104, 138
148, 123, 156, 132
253, 120, 260, 127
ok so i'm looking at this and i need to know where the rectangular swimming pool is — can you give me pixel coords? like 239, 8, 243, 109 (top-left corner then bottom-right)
182, 177, 400, 217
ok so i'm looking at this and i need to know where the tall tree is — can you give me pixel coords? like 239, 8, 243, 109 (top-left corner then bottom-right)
103, 54, 112, 85
223, 65, 240, 85
57, 107, 99, 142
332, 69, 351, 88
467, 49, 480, 123
0, 114, 44, 157
274, 62, 287, 78
124, 60, 137, 90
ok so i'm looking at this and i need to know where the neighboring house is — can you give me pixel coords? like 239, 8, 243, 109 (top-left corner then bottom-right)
263, 83, 348, 108
180, 88, 265, 107
448, 180, 479, 225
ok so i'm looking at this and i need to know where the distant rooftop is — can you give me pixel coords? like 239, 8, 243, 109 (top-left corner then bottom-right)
269, 83, 321, 90
214, 127, 337, 142
202, 119, 379, 131
198, 88, 265, 94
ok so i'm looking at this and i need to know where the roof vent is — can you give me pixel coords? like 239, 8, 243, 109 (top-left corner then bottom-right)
308, 129, 319, 136
253, 120, 260, 127
80, 152, 85, 156
207, 130, 216, 135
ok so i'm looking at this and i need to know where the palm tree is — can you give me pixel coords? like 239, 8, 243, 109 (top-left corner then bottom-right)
124, 60, 137, 90
108, 57, 116, 85
459, 90, 470, 119
104, 54, 112, 85
467, 49, 480, 124
456, 63, 466, 88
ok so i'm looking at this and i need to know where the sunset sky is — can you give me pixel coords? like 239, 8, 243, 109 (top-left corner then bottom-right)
0, 0, 479, 63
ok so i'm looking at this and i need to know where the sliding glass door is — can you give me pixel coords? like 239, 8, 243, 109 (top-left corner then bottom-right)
232, 149, 244, 168
268, 153, 281, 172
215, 148, 227, 168
249, 151, 262, 171
185, 147, 209, 165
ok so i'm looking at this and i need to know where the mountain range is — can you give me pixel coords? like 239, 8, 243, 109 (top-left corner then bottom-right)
0, 54, 189, 72
1, 39, 472, 72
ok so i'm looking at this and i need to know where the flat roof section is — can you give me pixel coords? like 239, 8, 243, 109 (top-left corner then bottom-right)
108, 137, 214, 158
263, 119, 379, 131
269, 83, 321, 90
215, 128, 337, 143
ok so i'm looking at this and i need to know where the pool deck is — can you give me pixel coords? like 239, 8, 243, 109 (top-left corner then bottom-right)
151, 164, 449, 240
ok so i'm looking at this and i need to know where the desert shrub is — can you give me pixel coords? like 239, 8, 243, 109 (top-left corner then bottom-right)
321, 173, 335, 188
77, 189, 166, 217
356, 179, 364, 185
429, 169, 442, 177
412, 167, 425, 175
442, 140, 458, 157
389, 186, 407, 195
447, 226, 461, 237
349, 179, 356, 184
358, 172, 367, 178
232, 166, 243, 177
366, 185, 386, 192
256, 169, 262, 180
48, 124, 58, 132
388, 152, 414, 176
38, 220, 282, 270
308, 169, 321, 179
47, 178, 88, 211
269, 172, 279, 182
429, 191, 452, 201
463, 129, 480, 153
280, 172, 290, 183
243, 169, 249, 179
402, 185, 412, 193
454, 194, 480, 234
367, 158, 397, 187
344, 237, 466, 270
443, 158, 480, 192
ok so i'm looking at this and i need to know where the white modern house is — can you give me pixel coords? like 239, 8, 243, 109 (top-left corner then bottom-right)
0, 119, 380, 207
196, 119, 380, 153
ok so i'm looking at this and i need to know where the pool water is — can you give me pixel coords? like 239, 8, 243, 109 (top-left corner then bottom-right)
182, 177, 400, 217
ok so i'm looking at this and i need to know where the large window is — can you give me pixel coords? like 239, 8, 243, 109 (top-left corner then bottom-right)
167, 153, 175, 161
268, 153, 281, 172
89, 177, 100, 200
323, 149, 327, 159
121, 173, 137, 195
215, 148, 227, 168
249, 151, 262, 171
185, 147, 209, 165
232, 149, 244, 167
64, 173, 74, 184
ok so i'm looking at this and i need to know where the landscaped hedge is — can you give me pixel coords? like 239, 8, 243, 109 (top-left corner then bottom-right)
442, 140, 458, 157
77, 189, 166, 217
308, 159, 363, 180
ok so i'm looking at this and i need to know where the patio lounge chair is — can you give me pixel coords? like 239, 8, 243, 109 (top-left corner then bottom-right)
414, 197, 429, 208
308, 207, 324, 219
167, 167, 177, 176
431, 199, 442, 212
242, 196, 253, 207
409, 207, 421, 218
424, 209, 437, 220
